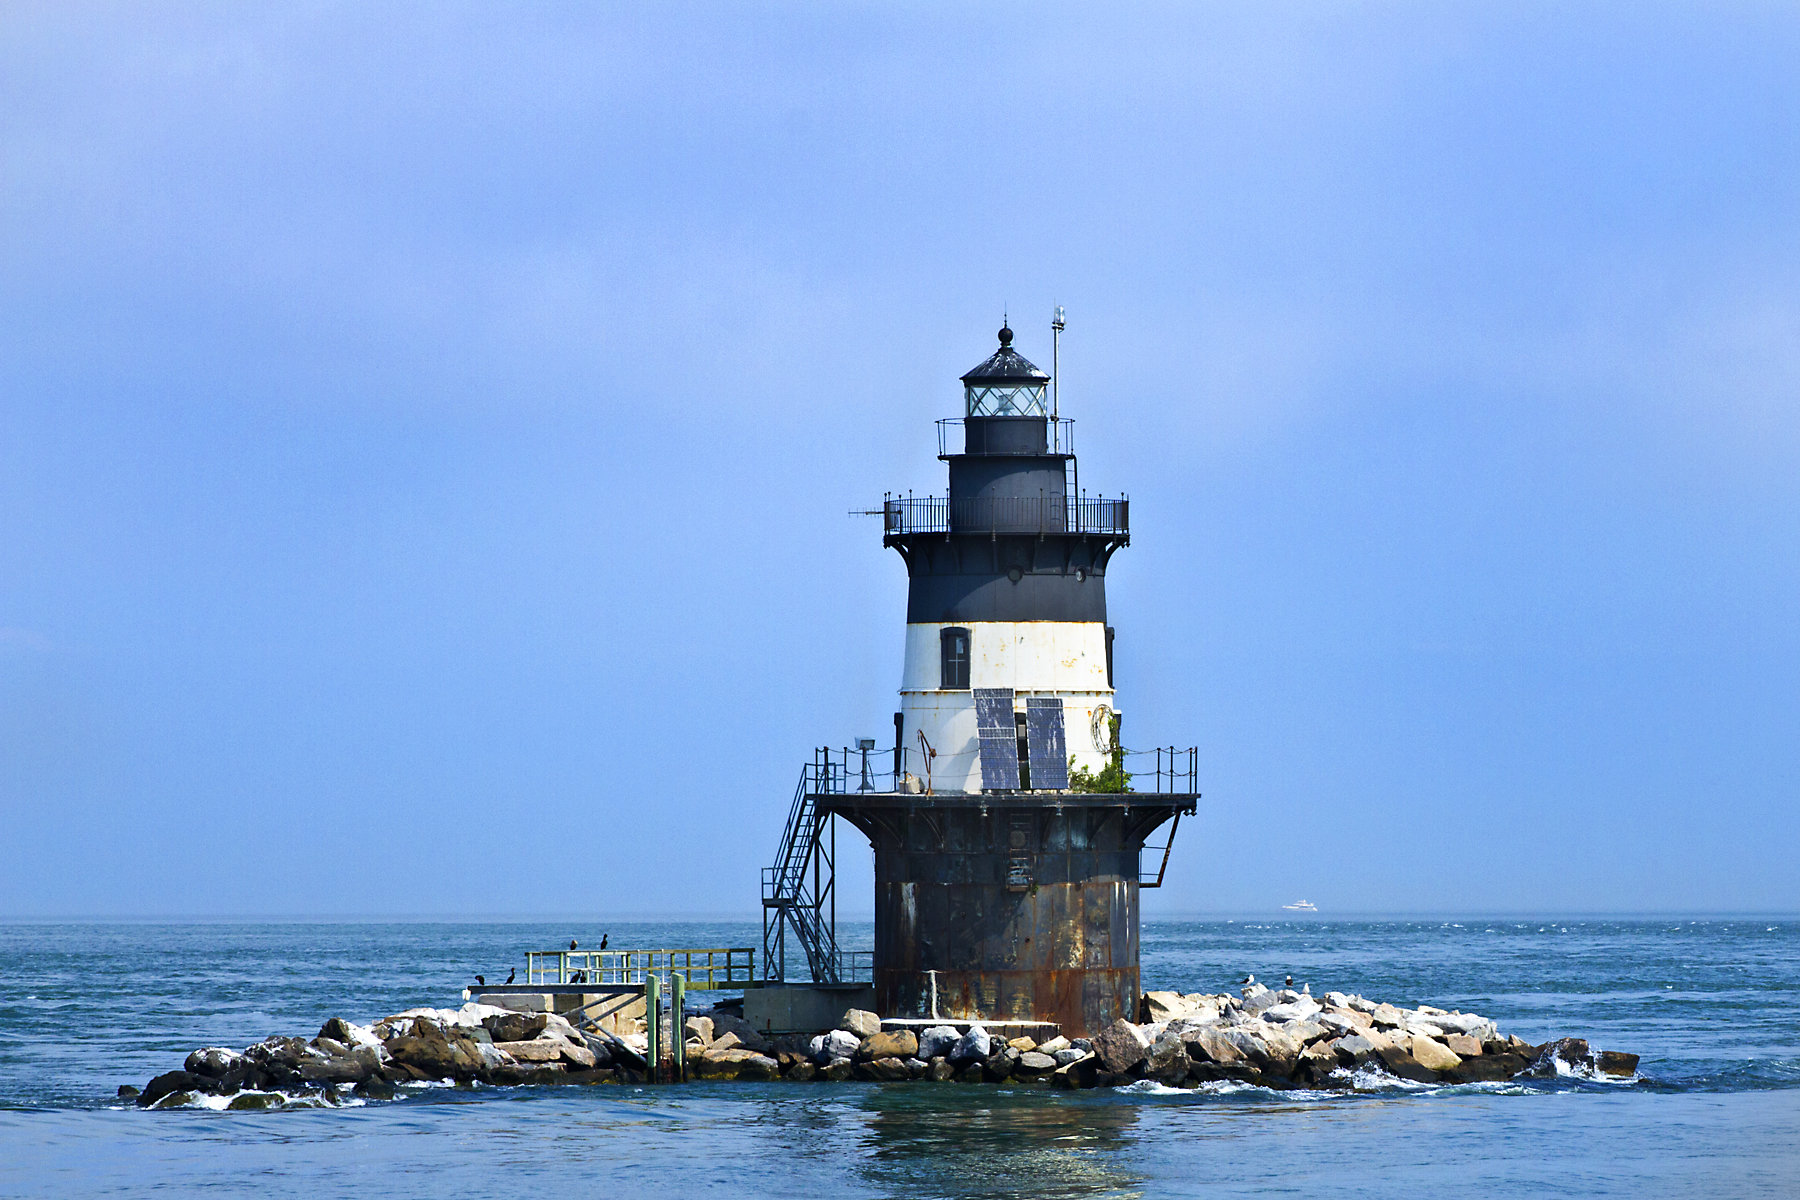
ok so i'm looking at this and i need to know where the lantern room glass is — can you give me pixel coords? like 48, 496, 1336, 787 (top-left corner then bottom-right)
965, 383, 1049, 417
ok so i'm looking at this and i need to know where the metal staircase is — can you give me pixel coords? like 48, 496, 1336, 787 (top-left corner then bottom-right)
761, 753, 845, 984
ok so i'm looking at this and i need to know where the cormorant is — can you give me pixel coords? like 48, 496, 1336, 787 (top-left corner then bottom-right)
474, 975, 485, 987
505, 968, 516, 985
570, 938, 579, 951
600, 934, 608, 950
1285, 975, 1294, 987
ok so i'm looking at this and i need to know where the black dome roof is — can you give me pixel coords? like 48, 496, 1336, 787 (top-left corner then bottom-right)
961, 326, 1049, 386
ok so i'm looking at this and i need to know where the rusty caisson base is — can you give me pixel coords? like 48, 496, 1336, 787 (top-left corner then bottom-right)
820, 792, 1195, 1039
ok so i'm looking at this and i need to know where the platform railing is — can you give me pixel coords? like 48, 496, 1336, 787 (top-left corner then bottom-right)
937, 417, 1076, 456
523, 948, 755, 990
881, 494, 1127, 538
1140, 746, 1199, 794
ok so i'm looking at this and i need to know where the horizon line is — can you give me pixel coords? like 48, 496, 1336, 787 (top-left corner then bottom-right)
3, 908, 1797, 924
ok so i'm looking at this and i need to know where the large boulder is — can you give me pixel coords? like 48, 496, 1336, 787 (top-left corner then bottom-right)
1014, 1051, 1059, 1079
1369, 1004, 1406, 1029
1409, 1036, 1462, 1072
137, 1071, 210, 1105
1052, 1055, 1100, 1089
1416, 1011, 1495, 1040
684, 1016, 715, 1046
1261, 999, 1322, 1024
298, 1055, 371, 1085
1255, 1027, 1304, 1078
484, 1012, 549, 1043
858, 1030, 919, 1061
1240, 989, 1282, 1017
1376, 1042, 1438, 1083
506, 1038, 570, 1063
708, 1013, 769, 1053
917, 1026, 960, 1060
853, 1056, 910, 1082
245, 1036, 313, 1068
738, 1053, 781, 1080
1444, 1034, 1483, 1058
1596, 1050, 1639, 1077
1271, 1019, 1329, 1046
1093, 1019, 1153, 1074
1524, 1038, 1591, 1078
811, 1030, 861, 1063
840, 1009, 882, 1039
1446, 1052, 1529, 1083
386, 1023, 472, 1079
1332, 1033, 1381, 1067
318, 1017, 358, 1044
184, 1047, 242, 1078
1218, 1026, 1287, 1074
1294, 1040, 1342, 1085
1318, 1009, 1371, 1036
1145, 1029, 1191, 1083
822, 1057, 855, 1081
1184, 1028, 1247, 1067
1144, 991, 1219, 1023
949, 1026, 992, 1064
692, 1046, 780, 1080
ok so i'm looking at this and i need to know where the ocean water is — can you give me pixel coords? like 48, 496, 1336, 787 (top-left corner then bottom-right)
1, 918, 1795, 1197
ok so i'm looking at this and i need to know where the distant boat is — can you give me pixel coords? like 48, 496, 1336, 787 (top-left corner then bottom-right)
1282, 900, 1318, 912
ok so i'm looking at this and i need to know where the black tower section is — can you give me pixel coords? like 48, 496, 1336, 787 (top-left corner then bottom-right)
883, 326, 1129, 623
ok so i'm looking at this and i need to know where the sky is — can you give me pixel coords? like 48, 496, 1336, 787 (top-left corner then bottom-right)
2, 2, 1797, 918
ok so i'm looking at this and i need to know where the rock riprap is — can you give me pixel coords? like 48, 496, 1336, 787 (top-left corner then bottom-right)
127, 1003, 648, 1108
128, 987, 1640, 1105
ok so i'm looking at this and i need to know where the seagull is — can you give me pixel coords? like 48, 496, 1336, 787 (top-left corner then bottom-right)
505, 968, 516, 985
474, 975, 485, 987
570, 938, 579, 951
1241, 974, 1256, 986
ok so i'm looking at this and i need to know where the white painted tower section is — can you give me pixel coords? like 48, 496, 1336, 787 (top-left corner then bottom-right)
899, 621, 1117, 793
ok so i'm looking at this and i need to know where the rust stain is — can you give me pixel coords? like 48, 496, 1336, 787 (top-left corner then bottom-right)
823, 794, 1192, 1039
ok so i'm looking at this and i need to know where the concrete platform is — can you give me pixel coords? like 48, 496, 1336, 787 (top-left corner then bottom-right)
744, 984, 877, 1034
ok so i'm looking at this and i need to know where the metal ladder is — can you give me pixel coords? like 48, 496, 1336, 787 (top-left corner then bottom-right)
762, 757, 843, 984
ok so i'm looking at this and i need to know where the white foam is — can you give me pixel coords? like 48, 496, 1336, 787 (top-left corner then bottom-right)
1336, 1065, 1434, 1092
1549, 1056, 1640, 1085
147, 1089, 366, 1111
1112, 1079, 1188, 1095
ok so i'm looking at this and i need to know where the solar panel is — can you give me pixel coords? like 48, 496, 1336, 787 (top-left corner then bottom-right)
1026, 698, 1069, 790
973, 687, 1020, 791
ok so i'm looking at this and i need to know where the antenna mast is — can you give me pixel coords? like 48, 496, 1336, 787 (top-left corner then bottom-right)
1051, 305, 1066, 451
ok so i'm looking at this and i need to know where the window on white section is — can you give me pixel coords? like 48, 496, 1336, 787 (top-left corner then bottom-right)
940, 627, 970, 690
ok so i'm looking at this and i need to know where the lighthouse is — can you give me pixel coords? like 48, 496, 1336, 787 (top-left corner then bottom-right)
763, 319, 1198, 1039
